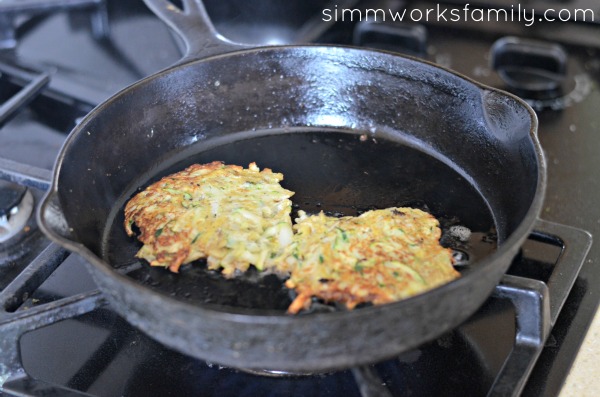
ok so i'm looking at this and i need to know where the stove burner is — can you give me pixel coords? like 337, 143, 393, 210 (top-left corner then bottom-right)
237, 365, 393, 397
525, 72, 593, 111
0, 181, 33, 244
0, 181, 26, 217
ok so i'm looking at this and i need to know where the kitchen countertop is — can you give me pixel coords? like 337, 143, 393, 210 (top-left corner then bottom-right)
560, 308, 600, 396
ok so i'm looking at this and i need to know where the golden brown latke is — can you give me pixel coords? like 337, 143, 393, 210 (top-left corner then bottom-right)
124, 162, 458, 313
284, 208, 458, 313
124, 161, 294, 274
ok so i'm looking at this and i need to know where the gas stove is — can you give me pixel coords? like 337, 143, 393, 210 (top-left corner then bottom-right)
0, 1, 598, 396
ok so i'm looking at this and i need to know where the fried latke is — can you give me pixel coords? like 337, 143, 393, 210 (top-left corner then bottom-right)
124, 161, 294, 275
284, 208, 459, 313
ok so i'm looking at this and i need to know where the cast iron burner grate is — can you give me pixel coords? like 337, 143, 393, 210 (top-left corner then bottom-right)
0, 218, 591, 397
0, 58, 57, 192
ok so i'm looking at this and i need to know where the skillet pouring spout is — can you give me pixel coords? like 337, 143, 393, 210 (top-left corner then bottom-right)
37, 0, 544, 372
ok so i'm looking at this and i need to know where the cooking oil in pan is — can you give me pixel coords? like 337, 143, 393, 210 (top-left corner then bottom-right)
104, 129, 497, 309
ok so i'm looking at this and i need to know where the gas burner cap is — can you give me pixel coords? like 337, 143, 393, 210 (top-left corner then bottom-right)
0, 180, 27, 217
0, 181, 34, 243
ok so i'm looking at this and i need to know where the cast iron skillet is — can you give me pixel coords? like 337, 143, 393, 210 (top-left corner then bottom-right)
38, 0, 545, 372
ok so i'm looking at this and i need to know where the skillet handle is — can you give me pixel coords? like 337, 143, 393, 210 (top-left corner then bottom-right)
143, 0, 251, 63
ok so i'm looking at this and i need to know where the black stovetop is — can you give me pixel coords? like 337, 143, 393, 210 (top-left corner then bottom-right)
0, 1, 598, 396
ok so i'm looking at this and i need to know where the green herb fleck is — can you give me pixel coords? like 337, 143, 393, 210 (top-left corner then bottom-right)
354, 262, 365, 274
155, 228, 163, 237
191, 233, 201, 244
336, 227, 348, 241
319, 254, 324, 264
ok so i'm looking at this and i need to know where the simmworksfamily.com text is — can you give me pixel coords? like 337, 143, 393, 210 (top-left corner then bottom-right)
321, 4, 595, 27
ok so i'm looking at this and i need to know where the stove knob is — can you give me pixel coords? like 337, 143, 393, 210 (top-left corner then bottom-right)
0, 180, 27, 219
353, 21, 427, 57
490, 36, 567, 92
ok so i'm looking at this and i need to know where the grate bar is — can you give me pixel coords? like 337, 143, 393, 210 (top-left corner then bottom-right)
0, 158, 52, 191
487, 220, 592, 396
529, 220, 593, 326
0, 290, 106, 390
0, 70, 50, 128
488, 275, 550, 397
0, 0, 109, 50
0, 0, 103, 14
3, 377, 96, 397
0, 243, 69, 313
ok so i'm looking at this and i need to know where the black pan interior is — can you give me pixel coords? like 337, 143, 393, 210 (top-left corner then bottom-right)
55, 47, 538, 313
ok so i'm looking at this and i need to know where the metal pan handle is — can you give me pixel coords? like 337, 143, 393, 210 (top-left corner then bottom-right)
143, 0, 251, 64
